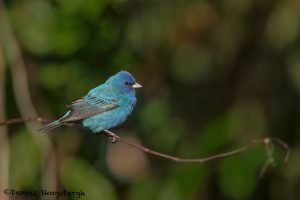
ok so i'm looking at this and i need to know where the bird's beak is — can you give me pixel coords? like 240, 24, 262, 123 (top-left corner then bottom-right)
132, 83, 142, 88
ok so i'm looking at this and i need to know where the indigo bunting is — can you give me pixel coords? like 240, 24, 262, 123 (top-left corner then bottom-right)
39, 71, 142, 138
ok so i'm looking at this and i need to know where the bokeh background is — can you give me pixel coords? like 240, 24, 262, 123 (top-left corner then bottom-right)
0, 0, 300, 199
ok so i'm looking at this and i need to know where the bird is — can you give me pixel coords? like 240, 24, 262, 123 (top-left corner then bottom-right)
39, 71, 142, 140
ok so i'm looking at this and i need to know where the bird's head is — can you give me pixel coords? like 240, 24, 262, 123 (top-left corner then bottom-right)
108, 71, 142, 94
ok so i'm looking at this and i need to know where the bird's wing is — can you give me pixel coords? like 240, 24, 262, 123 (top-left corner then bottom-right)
61, 94, 119, 122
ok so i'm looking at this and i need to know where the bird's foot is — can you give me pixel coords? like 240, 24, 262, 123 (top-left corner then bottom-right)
103, 130, 119, 143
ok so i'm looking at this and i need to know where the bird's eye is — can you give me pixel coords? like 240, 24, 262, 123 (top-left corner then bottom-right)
124, 81, 130, 86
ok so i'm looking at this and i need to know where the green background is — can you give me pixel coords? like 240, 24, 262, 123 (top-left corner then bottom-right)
0, 0, 299, 199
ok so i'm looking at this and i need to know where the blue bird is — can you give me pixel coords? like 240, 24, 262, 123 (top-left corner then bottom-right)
39, 71, 142, 139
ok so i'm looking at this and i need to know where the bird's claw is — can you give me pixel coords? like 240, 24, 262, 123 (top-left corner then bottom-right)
109, 136, 118, 143
104, 130, 119, 143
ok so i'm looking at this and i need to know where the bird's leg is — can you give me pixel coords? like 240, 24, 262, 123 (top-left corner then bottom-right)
103, 129, 120, 143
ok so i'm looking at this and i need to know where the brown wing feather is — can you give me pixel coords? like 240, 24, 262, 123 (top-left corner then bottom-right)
61, 98, 118, 122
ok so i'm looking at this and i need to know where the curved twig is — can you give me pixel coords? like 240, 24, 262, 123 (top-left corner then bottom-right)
103, 130, 289, 165
0, 117, 291, 177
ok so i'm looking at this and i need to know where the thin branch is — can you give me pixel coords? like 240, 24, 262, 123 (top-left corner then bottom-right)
0, 117, 49, 126
103, 130, 289, 164
0, 117, 291, 176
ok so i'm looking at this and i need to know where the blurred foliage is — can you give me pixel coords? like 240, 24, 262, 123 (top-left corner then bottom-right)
10, 129, 42, 188
61, 158, 117, 200
1, 0, 300, 199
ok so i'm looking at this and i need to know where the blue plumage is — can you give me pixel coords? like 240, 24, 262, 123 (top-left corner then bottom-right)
39, 71, 142, 133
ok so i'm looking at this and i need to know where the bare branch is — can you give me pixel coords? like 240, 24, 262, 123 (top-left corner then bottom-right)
0, 117, 49, 126
0, 117, 291, 176
103, 130, 289, 165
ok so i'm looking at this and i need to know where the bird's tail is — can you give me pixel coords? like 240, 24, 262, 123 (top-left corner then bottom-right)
39, 120, 62, 132
39, 110, 71, 132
